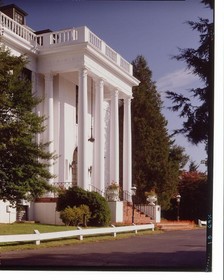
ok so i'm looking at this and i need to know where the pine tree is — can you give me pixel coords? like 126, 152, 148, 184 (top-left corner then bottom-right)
131, 55, 188, 210
166, 0, 213, 151
0, 47, 56, 206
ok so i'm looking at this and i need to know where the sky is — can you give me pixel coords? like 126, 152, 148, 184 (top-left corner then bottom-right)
2, 0, 213, 172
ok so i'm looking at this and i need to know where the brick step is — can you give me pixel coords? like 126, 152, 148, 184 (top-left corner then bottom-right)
123, 201, 153, 225
157, 221, 195, 231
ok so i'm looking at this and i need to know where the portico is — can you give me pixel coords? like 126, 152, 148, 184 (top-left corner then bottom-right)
0, 6, 139, 204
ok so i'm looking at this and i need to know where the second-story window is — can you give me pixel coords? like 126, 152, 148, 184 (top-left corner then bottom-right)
14, 11, 23, 24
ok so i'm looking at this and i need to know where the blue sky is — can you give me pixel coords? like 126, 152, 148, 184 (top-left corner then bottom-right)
3, 0, 212, 172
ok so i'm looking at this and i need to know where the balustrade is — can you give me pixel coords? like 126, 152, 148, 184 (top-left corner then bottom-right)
49, 28, 78, 45
0, 12, 36, 43
89, 31, 102, 50
0, 11, 132, 74
105, 45, 117, 62
120, 57, 130, 72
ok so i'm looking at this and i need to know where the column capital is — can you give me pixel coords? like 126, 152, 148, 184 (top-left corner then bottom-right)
111, 88, 119, 99
95, 78, 104, 87
123, 95, 133, 103
80, 67, 88, 76
44, 72, 54, 81
99, 79, 104, 86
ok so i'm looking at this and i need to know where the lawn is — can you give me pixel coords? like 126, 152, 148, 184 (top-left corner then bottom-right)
0, 222, 160, 252
0, 222, 74, 235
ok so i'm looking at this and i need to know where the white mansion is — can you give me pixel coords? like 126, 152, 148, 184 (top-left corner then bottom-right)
0, 4, 144, 224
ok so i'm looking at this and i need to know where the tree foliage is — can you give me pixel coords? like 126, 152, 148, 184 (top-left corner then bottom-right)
166, 0, 213, 150
0, 47, 55, 206
131, 55, 188, 210
164, 170, 208, 221
179, 171, 209, 221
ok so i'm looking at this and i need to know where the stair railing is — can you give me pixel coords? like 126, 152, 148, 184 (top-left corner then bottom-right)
122, 190, 150, 218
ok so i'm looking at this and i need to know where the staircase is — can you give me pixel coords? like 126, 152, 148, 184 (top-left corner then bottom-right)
156, 220, 196, 231
123, 201, 154, 225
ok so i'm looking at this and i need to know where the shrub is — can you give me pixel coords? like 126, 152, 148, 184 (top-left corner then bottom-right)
60, 206, 78, 226
79, 204, 91, 227
57, 187, 111, 227
60, 204, 91, 226
86, 191, 111, 226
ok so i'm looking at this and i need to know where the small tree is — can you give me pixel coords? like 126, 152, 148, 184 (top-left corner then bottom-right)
0, 47, 56, 206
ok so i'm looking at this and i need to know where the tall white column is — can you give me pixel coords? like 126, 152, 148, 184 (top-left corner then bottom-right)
94, 79, 105, 192
32, 72, 40, 145
78, 68, 88, 190
110, 89, 119, 184
44, 73, 54, 185
123, 96, 132, 195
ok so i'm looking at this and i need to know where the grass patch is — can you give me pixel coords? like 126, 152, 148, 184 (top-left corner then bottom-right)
0, 222, 76, 235
0, 223, 162, 253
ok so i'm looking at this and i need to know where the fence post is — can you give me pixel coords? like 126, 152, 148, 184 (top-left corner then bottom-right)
111, 224, 116, 237
34, 229, 40, 245
132, 223, 137, 234
77, 226, 83, 240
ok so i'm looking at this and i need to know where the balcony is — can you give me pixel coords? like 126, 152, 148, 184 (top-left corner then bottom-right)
0, 11, 132, 75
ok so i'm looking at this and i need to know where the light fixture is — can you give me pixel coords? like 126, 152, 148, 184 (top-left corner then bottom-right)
176, 194, 181, 221
69, 161, 76, 169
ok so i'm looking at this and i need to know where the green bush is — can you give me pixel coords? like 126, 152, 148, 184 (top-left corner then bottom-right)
79, 204, 91, 227
57, 187, 111, 227
60, 204, 91, 226
60, 206, 78, 226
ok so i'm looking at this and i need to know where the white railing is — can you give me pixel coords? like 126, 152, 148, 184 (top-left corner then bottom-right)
0, 12, 36, 43
0, 12, 132, 74
0, 224, 154, 245
89, 30, 102, 50
36, 28, 78, 47
120, 57, 130, 73
105, 44, 117, 63
51, 29, 78, 44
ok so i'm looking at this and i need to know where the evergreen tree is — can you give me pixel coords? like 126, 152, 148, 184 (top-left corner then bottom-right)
0, 47, 56, 206
165, 0, 212, 226
166, 0, 213, 151
131, 55, 188, 210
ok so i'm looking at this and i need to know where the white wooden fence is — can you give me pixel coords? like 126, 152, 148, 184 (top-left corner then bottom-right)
198, 219, 207, 227
0, 223, 154, 245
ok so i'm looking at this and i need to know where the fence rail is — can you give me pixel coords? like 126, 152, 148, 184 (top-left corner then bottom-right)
0, 224, 154, 245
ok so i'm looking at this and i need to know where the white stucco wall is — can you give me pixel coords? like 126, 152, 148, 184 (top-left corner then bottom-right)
33, 202, 64, 225
0, 201, 17, 224
108, 201, 123, 223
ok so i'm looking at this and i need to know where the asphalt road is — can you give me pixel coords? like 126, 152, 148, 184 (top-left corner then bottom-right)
0, 229, 208, 271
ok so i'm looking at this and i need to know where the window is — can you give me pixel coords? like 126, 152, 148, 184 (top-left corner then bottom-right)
14, 11, 23, 24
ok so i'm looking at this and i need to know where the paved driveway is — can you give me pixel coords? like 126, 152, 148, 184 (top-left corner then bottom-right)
0, 229, 207, 271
